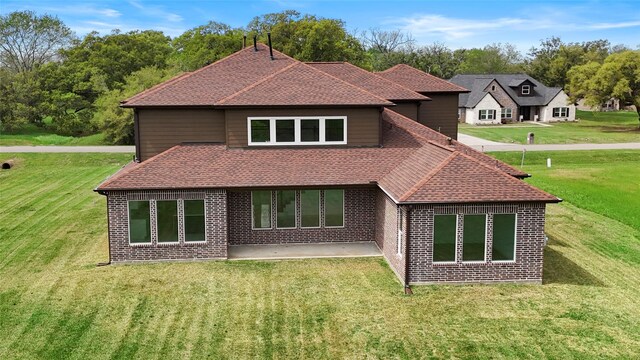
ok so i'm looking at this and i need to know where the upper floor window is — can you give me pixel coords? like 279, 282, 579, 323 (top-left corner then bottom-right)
491, 85, 496, 91
248, 116, 347, 146
521, 85, 531, 95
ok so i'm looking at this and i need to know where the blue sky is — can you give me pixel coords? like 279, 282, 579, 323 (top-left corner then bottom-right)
3, 0, 639, 53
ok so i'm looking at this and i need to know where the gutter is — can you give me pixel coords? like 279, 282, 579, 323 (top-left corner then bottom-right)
95, 190, 112, 267
404, 205, 413, 294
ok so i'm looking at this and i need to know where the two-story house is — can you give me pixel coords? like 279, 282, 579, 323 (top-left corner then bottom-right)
450, 74, 576, 124
96, 43, 560, 288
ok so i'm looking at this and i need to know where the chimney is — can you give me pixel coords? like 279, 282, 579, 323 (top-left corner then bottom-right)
267, 32, 274, 60
243, 34, 246, 48
253, 35, 257, 51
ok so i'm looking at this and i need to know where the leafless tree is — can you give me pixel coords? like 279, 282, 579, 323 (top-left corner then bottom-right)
363, 28, 414, 53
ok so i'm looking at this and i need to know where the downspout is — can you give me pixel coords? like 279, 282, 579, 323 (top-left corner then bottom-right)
404, 205, 413, 294
96, 190, 112, 266
378, 107, 384, 147
133, 108, 141, 162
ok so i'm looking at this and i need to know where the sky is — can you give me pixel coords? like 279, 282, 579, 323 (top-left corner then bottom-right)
2, 0, 640, 53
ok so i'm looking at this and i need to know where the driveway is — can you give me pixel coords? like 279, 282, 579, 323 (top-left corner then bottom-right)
0, 145, 135, 153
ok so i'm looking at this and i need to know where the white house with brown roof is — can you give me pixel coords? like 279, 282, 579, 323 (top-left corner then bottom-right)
95, 42, 560, 289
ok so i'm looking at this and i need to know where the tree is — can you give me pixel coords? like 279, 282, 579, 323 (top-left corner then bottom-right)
0, 11, 74, 72
0, 68, 42, 131
567, 50, 640, 127
172, 21, 244, 71
363, 28, 414, 54
457, 43, 523, 74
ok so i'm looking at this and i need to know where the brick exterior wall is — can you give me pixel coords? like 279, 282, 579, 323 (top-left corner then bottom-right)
408, 202, 547, 284
105, 190, 228, 263
375, 191, 406, 283
484, 80, 519, 122
228, 188, 376, 245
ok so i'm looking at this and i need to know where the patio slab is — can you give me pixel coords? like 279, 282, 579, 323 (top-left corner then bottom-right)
228, 241, 382, 260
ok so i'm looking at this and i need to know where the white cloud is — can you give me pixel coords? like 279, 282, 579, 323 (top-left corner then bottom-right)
127, 0, 183, 23
589, 20, 640, 30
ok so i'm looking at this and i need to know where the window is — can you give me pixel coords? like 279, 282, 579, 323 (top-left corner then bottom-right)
252, 191, 272, 229
276, 190, 296, 228
433, 215, 457, 262
184, 200, 205, 242
501, 108, 513, 119
157, 200, 179, 243
247, 116, 347, 145
128, 201, 151, 244
324, 189, 344, 227
300, 190, 320, 228
492, 214, 517, 261
479, 109, 496, 120
462, 214, 486, 262
522, 85, 530, 95
553, 107, 569, 117
397, 210, 404, 255
491, 85, 496, 91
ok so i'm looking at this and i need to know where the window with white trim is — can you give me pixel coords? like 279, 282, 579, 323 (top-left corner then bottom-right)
324, 189, 344, 227
433, 215, 457, 263
522, 85, 530, 95
252, 191, 272, 229
128, 200, 151, 244
492, 214, 517, 261
184, 200, 206, 242
157, 200, 179, 243
552, 107, 569, 117
127, 199, 207, 244
248, 116, 347, 145
479, 109, 496, 120
276, 190, 296, 229
462, 214, 486, 262
501, 108, 513, 119
300, 190, 320, 228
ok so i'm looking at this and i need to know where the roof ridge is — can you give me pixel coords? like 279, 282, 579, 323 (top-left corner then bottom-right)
340, 61, 430, 100
383, 108, 450, 144
398, 151, 459, 201
215, 61, 300, 105
122, 71, 192, 104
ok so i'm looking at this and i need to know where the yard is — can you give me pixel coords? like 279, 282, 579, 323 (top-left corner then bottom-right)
0, 152, 639, 359
0, 124, 107, 146
459, 110, 640, 144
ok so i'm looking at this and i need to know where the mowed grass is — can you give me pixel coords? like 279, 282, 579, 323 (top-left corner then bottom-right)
459, 110, 640, 144
1, 153, 639, 359
0, 124, 107, 146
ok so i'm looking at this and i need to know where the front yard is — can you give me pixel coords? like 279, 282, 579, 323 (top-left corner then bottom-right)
0, 152, 639, 358
459, 110, 640, 144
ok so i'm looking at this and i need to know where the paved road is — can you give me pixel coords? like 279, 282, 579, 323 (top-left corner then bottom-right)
457, 133, 640, 152
0, 145, 135, 153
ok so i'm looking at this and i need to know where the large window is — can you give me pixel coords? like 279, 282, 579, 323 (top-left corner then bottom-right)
276, 190, 296, 228
501, 108, 512, 119
128, 201, 151, 244
157, 200, 179, 243
324, 189, 344, 227
248, 116, 347, 145
553, 107, 569, 117
184, 200, 206, 242
492, 214, 517, 261
479, 109, 496, 120
300, 190, 320, 228
252, 191, 272, 229
433, 215, 457, 262
462, 214, 486, 262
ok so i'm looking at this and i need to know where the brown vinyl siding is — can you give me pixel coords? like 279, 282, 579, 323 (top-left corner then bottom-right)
389, 102, 419, 121
225, 107, 381, 147
418, 93, 459, 139
138, 109, 225, 161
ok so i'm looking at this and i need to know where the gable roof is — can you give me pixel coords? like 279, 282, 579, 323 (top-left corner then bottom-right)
307, 62, 430, 102
450, 74, 563, 108
377, 64, 469, 93
96, 109, 556, 204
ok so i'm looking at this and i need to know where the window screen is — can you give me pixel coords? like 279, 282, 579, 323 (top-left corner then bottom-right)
276, 190, 296, 228
300, 190, 320, 227
463, 214, 486, 261
433, 215, 456, 262
128, 201, 151, 243
492, 214, 516, 261
252, 191, 272, 229
251, 120, 270, 143
157, 200, 178, 243
324, 189, 344, 227
184, 200, 205, 242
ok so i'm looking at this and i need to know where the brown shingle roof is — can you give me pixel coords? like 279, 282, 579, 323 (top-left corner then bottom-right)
97, 109, 557, 204
307, 62, 430, 101
377, 64, 469, 93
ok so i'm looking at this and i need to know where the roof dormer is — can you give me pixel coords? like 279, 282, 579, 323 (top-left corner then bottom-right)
508, 79, 536, 96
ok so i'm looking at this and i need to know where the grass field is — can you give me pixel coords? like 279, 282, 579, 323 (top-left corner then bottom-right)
1, 152, 639, 359
459, 110, 640, 144
0, 124, 107, 146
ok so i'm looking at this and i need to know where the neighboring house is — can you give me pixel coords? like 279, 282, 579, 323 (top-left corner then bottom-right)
95, 43, 560, 287
377, 64, 469, 139
449, 74, 576, 124
576, 98, 621, 112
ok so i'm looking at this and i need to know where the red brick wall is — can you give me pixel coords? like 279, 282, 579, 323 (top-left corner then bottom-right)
408, 202, 547, 284
375, 191, 406, 283
105, 190, 228, 263
228, 188, 376, 245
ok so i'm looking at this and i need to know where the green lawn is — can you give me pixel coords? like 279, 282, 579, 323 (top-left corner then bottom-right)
1, 152, 639, 359
0, 124, 107, 146
459, 110, 640, 144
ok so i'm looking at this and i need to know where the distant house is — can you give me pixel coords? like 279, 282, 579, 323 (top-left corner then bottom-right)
449, 74, 576, 124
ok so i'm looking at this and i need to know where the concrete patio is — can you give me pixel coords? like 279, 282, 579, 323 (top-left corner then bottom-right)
228, 242, 382, 260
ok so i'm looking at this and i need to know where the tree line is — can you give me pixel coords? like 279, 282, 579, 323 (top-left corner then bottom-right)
1, 10, 638, 143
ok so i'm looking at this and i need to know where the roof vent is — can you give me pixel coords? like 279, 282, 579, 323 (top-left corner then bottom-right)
243, 34, 246, 48
446, 137, 453, 145
253, 35, 257, 51
267, 32, 274, 60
